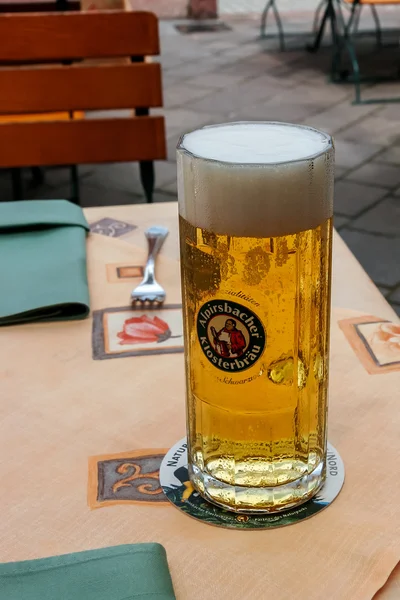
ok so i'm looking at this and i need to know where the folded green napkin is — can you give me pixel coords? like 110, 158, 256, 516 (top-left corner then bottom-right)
0, 544, 176, 600
0, 200, 90, 325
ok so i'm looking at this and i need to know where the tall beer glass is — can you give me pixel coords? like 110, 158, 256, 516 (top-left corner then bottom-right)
177, 122, 334, 513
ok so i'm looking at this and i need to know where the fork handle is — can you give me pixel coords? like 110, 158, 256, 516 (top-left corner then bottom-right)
142, 226, 169, 285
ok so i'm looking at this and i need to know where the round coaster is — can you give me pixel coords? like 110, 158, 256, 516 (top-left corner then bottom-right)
160, 438, 345, 530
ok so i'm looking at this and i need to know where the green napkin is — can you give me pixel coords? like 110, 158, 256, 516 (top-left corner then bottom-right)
0, 200, 90, 325
0, 544, 176, 600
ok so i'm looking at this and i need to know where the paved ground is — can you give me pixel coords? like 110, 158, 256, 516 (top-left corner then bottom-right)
2, 6, 399, 315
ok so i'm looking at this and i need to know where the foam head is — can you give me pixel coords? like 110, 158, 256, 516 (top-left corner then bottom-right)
177, 122, 334, 238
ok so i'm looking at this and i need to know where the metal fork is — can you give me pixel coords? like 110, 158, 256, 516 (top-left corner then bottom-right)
131, 226, 169, 304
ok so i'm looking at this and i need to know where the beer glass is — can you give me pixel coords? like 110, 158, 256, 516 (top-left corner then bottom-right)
177, 122, 334, 513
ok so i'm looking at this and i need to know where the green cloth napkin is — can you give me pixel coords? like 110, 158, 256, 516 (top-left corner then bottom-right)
0, 544, 176, 600
0, 200, 90, 325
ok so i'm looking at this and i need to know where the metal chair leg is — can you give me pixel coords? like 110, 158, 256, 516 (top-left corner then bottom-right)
139, 161, 155, 204
332, 14, 362, 103
344, 2, 358, 36
131, 79, 155, 203
352, 4, 361, 35
331, 0, 346, 81
30, 167, 44, 187
312, 0, 326, 34
370, 5, 382, 47
335, 1, 363, 104
329, 0, 339, 47
11, 168, 23, 200
307, 0, 331, 53
260, 0, 273, 38
260, 0, 285, 50
272, 0, 285, 50
70, 165, 80, 205
346, 38, 362, 104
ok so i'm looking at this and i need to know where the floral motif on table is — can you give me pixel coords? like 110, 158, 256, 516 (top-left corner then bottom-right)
90, 218, 136, 237
92, 305, 184, 360
88, 449, 168, 508
105, 263, 144, 284
116, 265, 144, 279
117, 315, 181, 346
339, 316, 400, 374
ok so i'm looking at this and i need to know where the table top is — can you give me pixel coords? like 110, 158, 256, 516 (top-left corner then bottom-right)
86, 202, 398, 322
86, 203, 399, 600
0, 202, 398, 600
88, 203, 400, 600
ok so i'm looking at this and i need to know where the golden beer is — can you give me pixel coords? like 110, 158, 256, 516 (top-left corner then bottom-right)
177, 122, 334, 512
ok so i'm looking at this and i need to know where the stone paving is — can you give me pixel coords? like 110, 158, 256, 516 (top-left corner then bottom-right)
1, 7, 399, 315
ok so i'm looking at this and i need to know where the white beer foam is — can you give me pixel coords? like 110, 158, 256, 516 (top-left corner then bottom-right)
177, 122, 334, 238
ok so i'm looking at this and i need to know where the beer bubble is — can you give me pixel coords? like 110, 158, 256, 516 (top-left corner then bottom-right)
313, 353, 325, 381
267, 356, 307, 389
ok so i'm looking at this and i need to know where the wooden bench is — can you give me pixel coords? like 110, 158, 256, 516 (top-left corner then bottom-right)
0, 0, 81, 190
0, 11, 166, 203
0, 0, 80, 13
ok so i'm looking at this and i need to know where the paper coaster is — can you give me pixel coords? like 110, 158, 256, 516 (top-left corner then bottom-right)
160, 438, 345, 530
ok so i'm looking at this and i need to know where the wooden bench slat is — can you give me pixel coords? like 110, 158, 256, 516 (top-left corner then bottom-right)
0, 11, 160, 61
0, 2, 81, 13
0, 116, 166, 166
0, 64, 163, 113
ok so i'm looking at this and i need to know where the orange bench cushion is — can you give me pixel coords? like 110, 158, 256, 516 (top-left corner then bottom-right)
0, 111, 84, 124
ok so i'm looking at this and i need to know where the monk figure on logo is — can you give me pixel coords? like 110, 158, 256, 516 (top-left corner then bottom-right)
211, 318, 246, 357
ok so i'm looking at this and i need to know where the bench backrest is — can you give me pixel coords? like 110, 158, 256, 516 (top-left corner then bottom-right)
0, 11, 166, 167
0, 1, 80, 14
